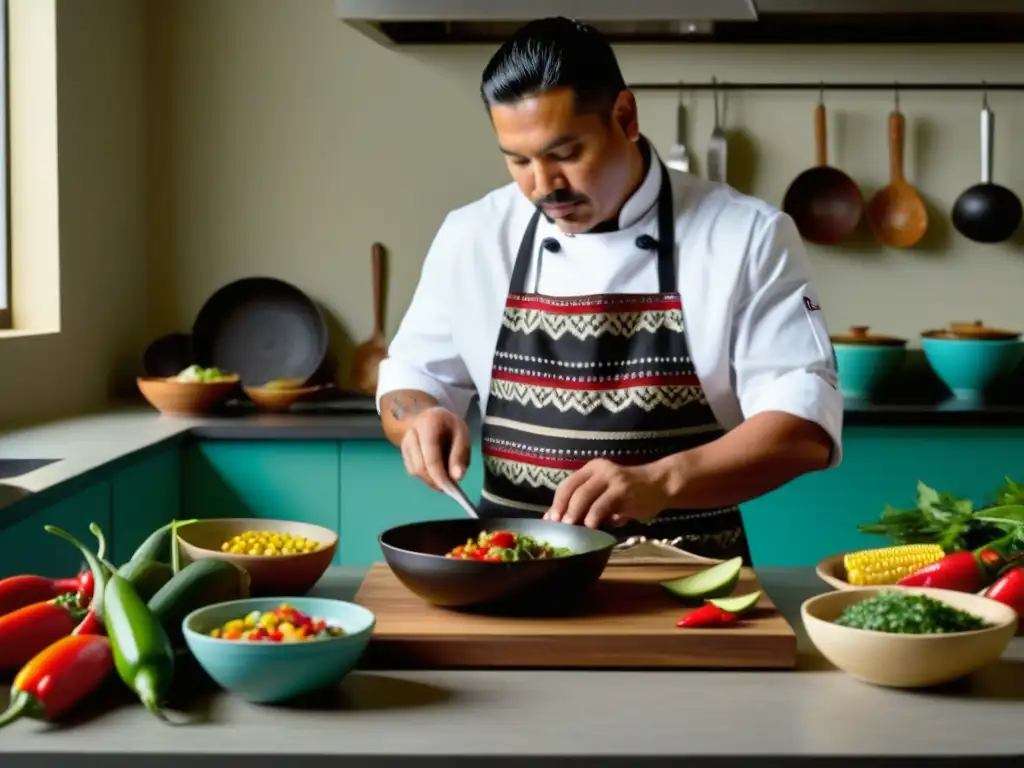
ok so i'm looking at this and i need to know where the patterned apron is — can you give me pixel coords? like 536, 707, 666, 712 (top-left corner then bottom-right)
476, 160, 754, 565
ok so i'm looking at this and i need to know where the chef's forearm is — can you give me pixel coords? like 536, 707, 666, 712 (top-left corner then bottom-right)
650, 411, 834, 510
379, 390, 440, 446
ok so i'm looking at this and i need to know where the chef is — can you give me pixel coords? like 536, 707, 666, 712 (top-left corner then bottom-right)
375, 17, 843, 564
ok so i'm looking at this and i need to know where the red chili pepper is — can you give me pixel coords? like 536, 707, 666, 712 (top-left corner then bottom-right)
0, 594, 89, 670
898, 534, 1024, 592
984, 566, 1024, 614
676, 603, 738, 628
72, 609, 105, 637
0, 634, 114, 730
0, 574, 88, 618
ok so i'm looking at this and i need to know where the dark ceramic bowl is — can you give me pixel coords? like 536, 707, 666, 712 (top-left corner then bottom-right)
378, 517, 617, 615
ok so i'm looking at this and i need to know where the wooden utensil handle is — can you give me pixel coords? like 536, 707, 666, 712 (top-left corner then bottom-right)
889, 110, 905, 182
814, 103, 828, 167
372, 243, 384, 335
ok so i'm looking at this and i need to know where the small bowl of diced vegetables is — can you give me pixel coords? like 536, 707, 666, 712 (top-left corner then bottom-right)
182, 597, 375, 704
801, 587, 1017, 688
137, 365, 241, 415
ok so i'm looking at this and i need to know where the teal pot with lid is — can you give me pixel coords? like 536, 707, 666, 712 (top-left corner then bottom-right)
831, 325, 908, 400
920, 321, 1024, 403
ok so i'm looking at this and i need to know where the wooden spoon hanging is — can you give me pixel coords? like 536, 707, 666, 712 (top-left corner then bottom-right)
866, 107, 928, 248
351, 243, 388, 396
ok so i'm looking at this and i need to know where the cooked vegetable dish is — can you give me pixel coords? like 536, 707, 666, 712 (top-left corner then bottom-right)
209, 603, 345, 642
833, 590, 990, 634
445, 530, 572, 561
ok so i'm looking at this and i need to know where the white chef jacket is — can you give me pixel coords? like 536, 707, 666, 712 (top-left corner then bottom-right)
376, 146, 844, 468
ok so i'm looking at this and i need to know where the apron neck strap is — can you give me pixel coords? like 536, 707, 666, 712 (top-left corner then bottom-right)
509, 160, 677, 296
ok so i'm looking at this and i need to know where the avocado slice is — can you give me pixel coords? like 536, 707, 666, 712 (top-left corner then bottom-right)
660, 556, 744, 601
708, 590, 762, 614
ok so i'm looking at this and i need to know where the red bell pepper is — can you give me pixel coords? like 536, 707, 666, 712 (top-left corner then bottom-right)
0, 634, 114, 730
0, 593, 90, 670
0, 533, 106, 617
676, 603, 738, 628
984, 566, 1024, 615
897, 533, 1024, 592
0, 573, 91, 617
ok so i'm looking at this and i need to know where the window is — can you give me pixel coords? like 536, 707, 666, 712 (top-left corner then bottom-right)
0, 0, 8, 330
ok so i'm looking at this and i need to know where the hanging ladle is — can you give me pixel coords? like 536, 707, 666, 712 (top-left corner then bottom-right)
951, 91, 1023, 244
866, 86, 928, 248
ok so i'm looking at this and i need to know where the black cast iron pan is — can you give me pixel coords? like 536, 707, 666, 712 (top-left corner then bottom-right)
378, 517, 617, 616
191, 277, 329, 387
951, 94, 1022, 244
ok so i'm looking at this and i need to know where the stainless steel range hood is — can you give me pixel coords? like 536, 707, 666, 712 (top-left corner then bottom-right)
334, 0, 1024, 46
333, 1, 757, 45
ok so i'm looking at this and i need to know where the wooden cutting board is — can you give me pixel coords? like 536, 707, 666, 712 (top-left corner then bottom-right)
353, 562, 798, 670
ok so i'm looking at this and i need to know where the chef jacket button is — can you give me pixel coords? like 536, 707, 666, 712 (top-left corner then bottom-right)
635, 234, 658, 251
541, 238, 561, 253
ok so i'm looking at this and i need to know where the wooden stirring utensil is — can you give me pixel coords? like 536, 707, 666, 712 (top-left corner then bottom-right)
866, 98, 928, 248
351, 242, 389, 396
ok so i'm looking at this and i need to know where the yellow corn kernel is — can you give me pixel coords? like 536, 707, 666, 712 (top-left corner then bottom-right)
844, 544, 945, 586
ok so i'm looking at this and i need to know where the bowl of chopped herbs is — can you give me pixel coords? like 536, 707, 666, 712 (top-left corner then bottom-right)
801, 587, 1017, 688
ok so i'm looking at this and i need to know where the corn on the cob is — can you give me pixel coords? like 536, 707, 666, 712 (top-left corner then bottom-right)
843, 544, 945, 586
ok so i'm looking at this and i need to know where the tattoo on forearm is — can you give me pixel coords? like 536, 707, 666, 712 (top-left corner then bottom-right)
389, 394, 428, 421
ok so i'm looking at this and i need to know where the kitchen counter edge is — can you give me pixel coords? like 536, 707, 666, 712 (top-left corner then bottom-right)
2, 401, 1024, 520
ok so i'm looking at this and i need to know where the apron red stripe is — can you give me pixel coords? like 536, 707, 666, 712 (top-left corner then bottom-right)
492, 370, 699, 390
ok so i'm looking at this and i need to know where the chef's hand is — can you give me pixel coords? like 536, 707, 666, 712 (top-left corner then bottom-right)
400, 406, 471, 492
543, 459, 669, 529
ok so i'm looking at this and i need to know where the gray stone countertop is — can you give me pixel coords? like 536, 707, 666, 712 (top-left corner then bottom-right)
2, 566, 1022, 765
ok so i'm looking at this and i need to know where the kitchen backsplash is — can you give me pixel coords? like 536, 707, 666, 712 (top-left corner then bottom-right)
146, 1, 1024, 388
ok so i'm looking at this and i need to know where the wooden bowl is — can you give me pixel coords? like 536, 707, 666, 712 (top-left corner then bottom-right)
137, 375, 240, 415
817, 550, 1024, 635
815, 552, 857, 591
176, 518, 338, 596
243, 384, 321, 412
801, 587, 1017, 688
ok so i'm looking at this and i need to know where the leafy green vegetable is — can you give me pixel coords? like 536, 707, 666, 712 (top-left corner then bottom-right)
857, 479, 1024, 552
834, 591, 989, 635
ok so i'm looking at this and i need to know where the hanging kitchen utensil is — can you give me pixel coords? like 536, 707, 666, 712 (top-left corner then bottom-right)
665, 83, 691, 174
951, 92, 1023, 244
782, 90, 864, 245
866, 88, 928, 248
706, 77, 727, 183
351, 242, 389, 396
191, 277, 329, 387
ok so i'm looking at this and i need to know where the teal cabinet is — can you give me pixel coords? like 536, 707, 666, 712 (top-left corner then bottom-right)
181, 441, 342, 564
110, 447, 182, 563
0, 482, 112, 579
338, 440, 484, 566
743, 427, 1024, 567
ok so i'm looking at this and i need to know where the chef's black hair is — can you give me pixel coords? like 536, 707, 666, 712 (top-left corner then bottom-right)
480, 17, 627, 118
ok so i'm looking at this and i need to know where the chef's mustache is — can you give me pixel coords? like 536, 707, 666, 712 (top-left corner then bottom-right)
534, 190, 588, 207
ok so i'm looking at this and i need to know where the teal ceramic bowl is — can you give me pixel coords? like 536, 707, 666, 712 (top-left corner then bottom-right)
182, 597, 375, 704
831, 327, 907, 399
921, 333, 1024, 402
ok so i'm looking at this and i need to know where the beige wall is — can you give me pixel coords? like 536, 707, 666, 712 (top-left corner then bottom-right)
0, 0, 147, 429
150, 1, 1024, 389
6, 1, 1024, 431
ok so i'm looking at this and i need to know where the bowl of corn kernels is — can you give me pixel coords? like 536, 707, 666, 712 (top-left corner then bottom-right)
183, 597, 375, 703
175, 518, 338, 596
